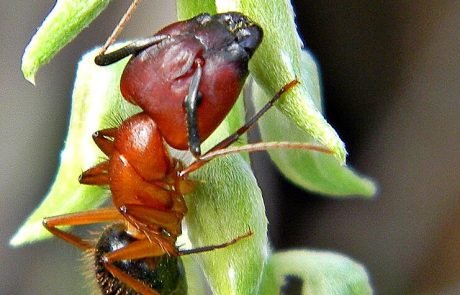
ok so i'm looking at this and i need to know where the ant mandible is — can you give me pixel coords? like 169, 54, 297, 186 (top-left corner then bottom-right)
42, 10, 329, 295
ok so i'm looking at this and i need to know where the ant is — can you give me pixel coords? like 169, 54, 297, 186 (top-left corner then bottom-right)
42, 10, 330, 295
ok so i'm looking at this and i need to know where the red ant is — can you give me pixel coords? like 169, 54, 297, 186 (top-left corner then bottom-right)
42, 11, 329, 295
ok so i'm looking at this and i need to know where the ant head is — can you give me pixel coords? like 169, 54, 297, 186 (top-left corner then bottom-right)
120, 12, 265, 150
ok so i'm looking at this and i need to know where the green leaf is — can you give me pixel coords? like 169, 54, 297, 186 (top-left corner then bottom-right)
10, 47, 138, 246
22, 0, 111, 84
185, 155, 268, 295
181, 255, 209, 294
213, 0, 347, 164
176, 0, 216, 18
259, 250, 373, 295
180, 83, 267, 294
252, 50, 376, 197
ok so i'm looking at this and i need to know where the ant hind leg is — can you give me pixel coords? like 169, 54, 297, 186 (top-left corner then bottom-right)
178, 230, 253, 256
42, 208, 123, 250
99, 238, 169, 295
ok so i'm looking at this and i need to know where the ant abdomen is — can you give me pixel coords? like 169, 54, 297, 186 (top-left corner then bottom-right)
94, 223, 186, 295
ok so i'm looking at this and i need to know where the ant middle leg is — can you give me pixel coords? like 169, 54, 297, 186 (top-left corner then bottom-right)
205, 79, 300, 154
180, 79, 301, 175
99, 237, 171, 295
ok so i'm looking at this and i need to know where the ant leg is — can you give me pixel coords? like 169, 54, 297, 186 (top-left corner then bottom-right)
120, 204, 184, 238
103, 263, 160, 295
94, 34, 170, 66
101, 239, 167, 295
104, 237, 173, 261
79, 160, 110, 185
205, 79, 299, 154
178, 230, 252, 256
185, 142, 332, 170
180, 79, 300, 175
98, 0, 143, 56
43, 208, 123, 250
184, 61, 203, 157
100, 231, 251, 294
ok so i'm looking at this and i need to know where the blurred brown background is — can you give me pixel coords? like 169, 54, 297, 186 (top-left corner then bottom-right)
1, 1, 459, 294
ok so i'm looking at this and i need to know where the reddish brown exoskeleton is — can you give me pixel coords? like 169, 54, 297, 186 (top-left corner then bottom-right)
95, 12, 263, 156
42, 11, 329, 295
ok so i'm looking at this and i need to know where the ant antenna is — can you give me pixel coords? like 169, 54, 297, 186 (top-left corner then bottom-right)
98, 0, 142, 56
